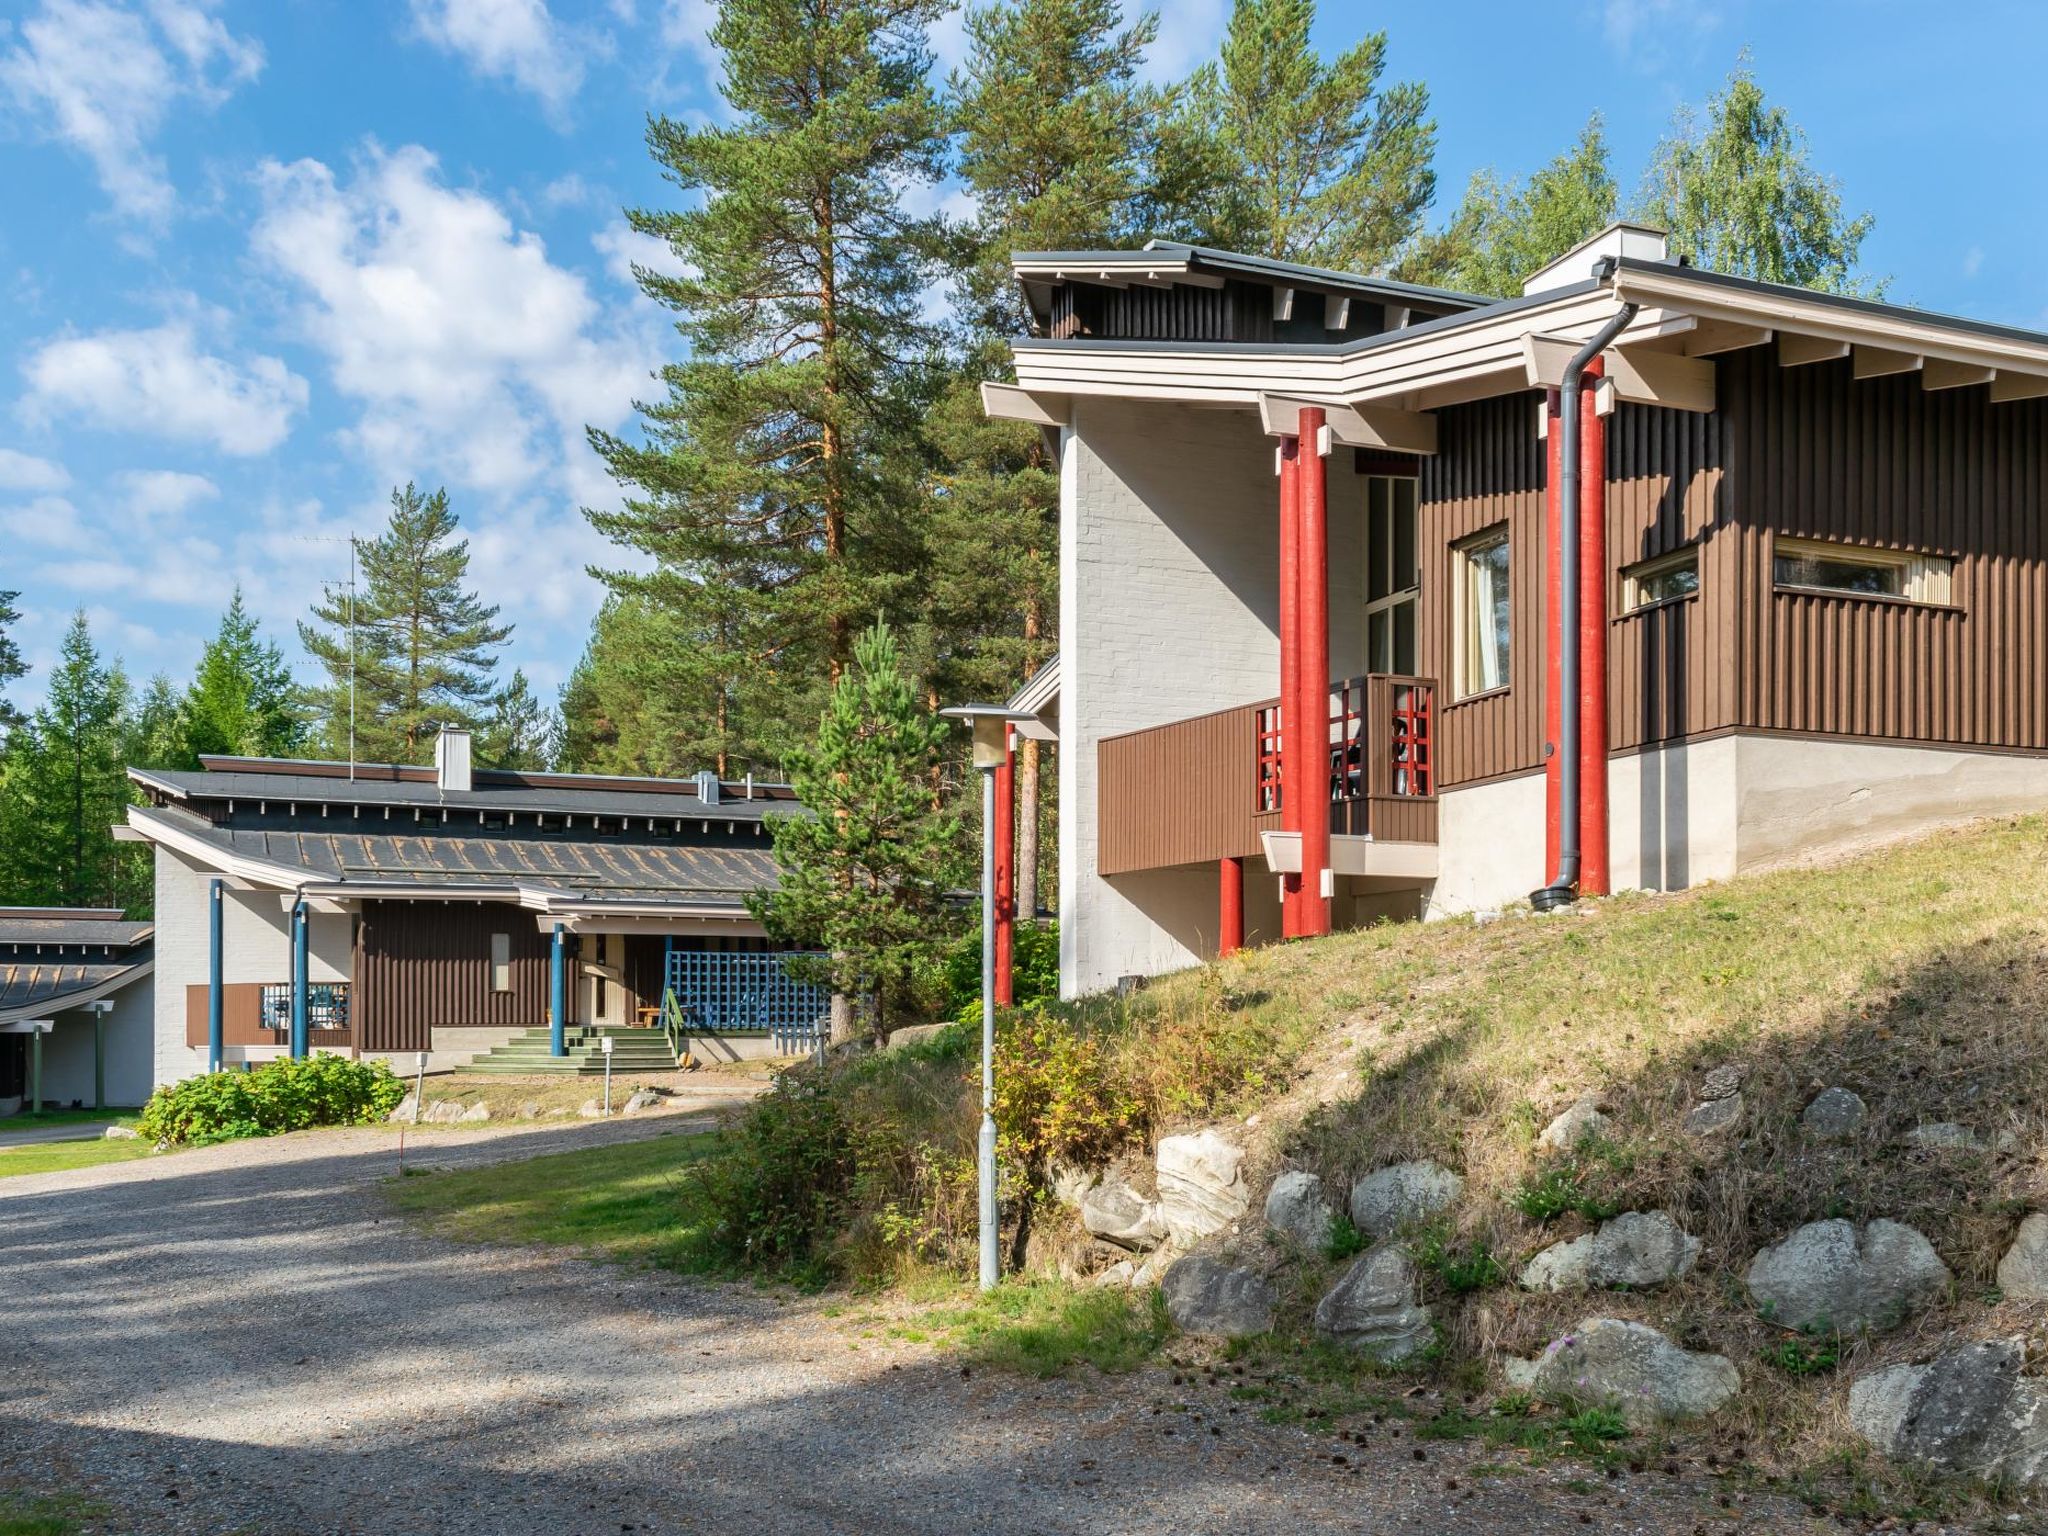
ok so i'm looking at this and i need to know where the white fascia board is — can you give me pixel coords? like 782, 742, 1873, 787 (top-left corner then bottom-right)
980, 381, 1070, 426
127, 806, 308, 891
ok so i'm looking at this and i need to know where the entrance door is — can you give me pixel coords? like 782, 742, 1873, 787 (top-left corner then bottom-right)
1364, 474, 1419, 675
581, 933, 627, 1028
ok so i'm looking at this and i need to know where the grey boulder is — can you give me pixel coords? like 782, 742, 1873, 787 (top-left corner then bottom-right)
102, 1125, 140, 1140
1349, 1160, 1463, 1239
1746, 1218, 1950, 1334
1505, 1319, 1740, 1427
458, 1102, 491, 1123
1849, 1340, 2048, 1488
1161, 1255, 1274, 1339
1801, 1087, 1867, 1140
1080, 1176, 1169, 1252
422, 1100, 467, 1124
387, 1095, 418, 1123
1997, 1214, 2048, 1301
1682, 1092, 1744, 1138
1698, 1062, 1748, 1101
1264, 1170, 1336, 1249
1520, 1211, 1700, 1293
1313, 1243, 1433, 1361
621, 1089, 663, 1113
1537, 1096, 1611, 1151
1155, 1130, 1250, 1245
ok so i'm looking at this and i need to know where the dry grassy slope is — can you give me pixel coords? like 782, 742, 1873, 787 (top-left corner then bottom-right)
1136, 814, 2048, 1471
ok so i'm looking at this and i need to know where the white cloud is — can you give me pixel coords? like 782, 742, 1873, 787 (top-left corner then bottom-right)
0, 494, 94, 552
20, 318, 308, 455
119, 467, 219, 519
1140, 0, 1224, 83
0, 0, 262, 220
591, 220, 691, 288
410, 0, 586, 116
0, 448, 70, 491
655, 0, 717, 70
1600, 0, 1722, 70
1963, 245, 1985, 280
251, 144, 659, 497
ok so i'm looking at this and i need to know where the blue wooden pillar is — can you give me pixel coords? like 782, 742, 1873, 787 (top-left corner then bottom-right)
290, 898, 309, 1060
207, 878, 224, 1073
550, 923, 567, 1056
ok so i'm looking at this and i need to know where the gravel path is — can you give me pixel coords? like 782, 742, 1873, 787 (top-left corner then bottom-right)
1, 1111, 1849, 1536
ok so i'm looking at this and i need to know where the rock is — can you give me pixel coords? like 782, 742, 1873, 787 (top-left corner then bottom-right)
1155, 1130, 1250, 1245
1520, 1211, 1701, 1293
578, 1099, 606, 1119
621, 1089, 662, 1113
884, 1022, 953, 1053
1080, 1177, 1169, 1252
422, 1100, 466, 1124
1090, 1260, 1137, 1290
1314, 1244, 1433, 1362
1746, 1218, 1950, 1334
102, 1125, 140, 1140
1505, 1319, 1740, 1427
1698, 1062, 1748, 1101
1801, 1087, 1867, 1140
1132, 1246, 1177, 1289
1997, 1214, 2048, 1300
1683, 1092, 1744, 1138
544, 1106, 570, 1118
1849, 1340, 2048, 1488
1349, 1160, 1463, 1239
1905, 1121, 2015, 1152
1047, 1162, 1099, 1211
516, 1100, 542, 1120
387, 1095, 418, 1123
1264, 1170, 1336, 1249
458, 1102, 491, 1123
1161, 1255, 1274, 1339
1537, 1096, 1611, 1151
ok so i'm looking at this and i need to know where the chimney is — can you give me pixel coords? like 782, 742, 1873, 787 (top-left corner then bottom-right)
434, 727, 473, 793
695, 769, 720, 806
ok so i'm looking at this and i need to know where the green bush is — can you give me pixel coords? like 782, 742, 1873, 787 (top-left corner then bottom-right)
138, 1055, 408, 1146
945, 918, 1060, 1018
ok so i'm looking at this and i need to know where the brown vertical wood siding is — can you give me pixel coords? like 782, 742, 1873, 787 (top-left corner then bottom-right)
183, 983, 349, 1049
353, 901, 559, 1053
1097, 704, 1266, 875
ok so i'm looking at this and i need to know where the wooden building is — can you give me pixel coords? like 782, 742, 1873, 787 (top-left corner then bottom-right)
986, 227, 2048, 996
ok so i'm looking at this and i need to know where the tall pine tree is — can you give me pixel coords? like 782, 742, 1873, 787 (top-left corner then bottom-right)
185, 589, 303, 765
300, 484, 511, 764
585, 0, 950, 773
0, 590, 26, 734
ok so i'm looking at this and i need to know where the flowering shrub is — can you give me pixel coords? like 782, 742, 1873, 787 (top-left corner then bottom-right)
138, 1055, 408, 1146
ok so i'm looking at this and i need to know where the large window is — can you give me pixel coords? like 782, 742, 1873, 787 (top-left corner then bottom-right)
1773, 536, 1953, 605
1453, 526, 1511, 698
1364, 475, 1419, 675
1622, 547, 1701, 612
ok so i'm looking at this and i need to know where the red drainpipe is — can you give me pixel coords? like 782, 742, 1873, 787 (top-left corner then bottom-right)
1277, 435, 1303, 938
1296, 405, 1332, 937
993, 724, 1016, 1006
1543, 386, 1563, 878
1218, 855, 1244, 955
1577, 358, 1611, 896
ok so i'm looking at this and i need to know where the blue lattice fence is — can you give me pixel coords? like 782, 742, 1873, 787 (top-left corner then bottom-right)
662, 948, 830, 1054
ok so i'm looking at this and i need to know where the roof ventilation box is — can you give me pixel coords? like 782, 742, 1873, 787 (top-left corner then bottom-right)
1521, 221, 1670, 296
695, 770, 720, 806
434, 727, 473, 794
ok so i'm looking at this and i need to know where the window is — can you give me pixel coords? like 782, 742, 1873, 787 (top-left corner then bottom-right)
1453, 526, 1511, 698
1622, 547, 1701, 611
1364, 475, 1420, 675
490, 932, 512, 993
1773, 536, 1953, 605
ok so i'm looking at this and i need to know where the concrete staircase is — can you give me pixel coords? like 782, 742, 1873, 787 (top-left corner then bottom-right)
461, 1025, 680, 1075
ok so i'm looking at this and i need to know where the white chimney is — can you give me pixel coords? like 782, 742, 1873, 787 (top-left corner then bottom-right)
695, 769, 720, 806
434, 727, 473, 793
1521, 221, 1670, 297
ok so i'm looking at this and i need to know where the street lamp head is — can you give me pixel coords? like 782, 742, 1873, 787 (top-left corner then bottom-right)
939, 704, 1034, 770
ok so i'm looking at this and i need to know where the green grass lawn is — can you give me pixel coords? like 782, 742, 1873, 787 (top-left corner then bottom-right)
0, 1139, 157, 1179
388, 1129, 724, 1267
0, 1492, 104, 1535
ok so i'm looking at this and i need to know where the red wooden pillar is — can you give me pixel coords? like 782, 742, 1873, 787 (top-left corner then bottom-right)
1543, 386, 1563, 880
1297, 405, 1332, 938
1277, 435, 1303, 937
1577, 359, 1611, 896
1218, 856, 1244, 956
993, 724, 1016, 1005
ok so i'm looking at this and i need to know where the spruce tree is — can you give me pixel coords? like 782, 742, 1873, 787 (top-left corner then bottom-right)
185, 589, 303, 764
750, 620, 957, 1040
478, 668, 554, 770
1163, 0, 1436, 269
585, 0, 950, 773
126, 674, 188, 771
299, 483, 512, 764
0, 590, 26, 734
0, 613, 138, 911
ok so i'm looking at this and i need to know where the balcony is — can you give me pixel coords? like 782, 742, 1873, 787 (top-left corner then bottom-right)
183, 981, 354, 1051
1097, 674, 1437, 879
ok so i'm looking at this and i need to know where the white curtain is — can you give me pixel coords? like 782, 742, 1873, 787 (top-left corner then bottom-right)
1463, 536, 1509, 694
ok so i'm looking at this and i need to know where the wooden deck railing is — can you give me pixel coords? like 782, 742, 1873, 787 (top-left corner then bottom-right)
1098, 675, 1438, 877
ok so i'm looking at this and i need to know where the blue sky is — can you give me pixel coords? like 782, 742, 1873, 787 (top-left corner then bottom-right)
2, 0, 2043, 715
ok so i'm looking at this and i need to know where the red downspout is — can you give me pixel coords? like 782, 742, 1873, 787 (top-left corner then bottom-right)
1577, 359, 1611, 896
1297, 405, 1332, 938
1218, 856, 1244, 956
1278, 436, 1303, 938
993, 725, 1016, 1006
1543, 386, 1563, 879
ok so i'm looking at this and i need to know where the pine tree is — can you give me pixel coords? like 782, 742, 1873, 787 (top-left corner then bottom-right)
1638, 61, 1880, 297
585, 0, 950, 775
749, 620, 958, 1040
0, 613, 138, 911
185, 589, 302, 765
478, 668, 554, 770
0, 590, 26, 734
300, 484, 512, 764
126, 674, 188, 771
1162, 0, 1436, 269
1400, 116, 1617, 298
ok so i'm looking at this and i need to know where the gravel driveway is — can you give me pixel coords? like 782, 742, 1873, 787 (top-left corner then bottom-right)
1, 1111, 1847, 1536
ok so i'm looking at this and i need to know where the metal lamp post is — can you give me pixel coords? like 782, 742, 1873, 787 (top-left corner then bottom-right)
941, 704, 1035, 1292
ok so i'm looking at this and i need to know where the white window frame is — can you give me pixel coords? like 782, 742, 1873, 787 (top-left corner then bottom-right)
1621, 546, 1702, 613
489, 932, 512, 993
1451, 524, 1512, 700
1772, 535, 1954, 606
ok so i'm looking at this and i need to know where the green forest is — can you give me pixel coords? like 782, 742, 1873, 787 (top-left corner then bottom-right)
0, 0, 1880, 918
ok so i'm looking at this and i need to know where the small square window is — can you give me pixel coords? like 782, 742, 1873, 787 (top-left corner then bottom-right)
490, 932, 512, 993
1452, 526, 1511, 699
1622, 547, 1701, 611
1773, 536, 1953, 605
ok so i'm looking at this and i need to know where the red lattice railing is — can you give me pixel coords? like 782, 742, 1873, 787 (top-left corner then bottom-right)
1255, 674, 1436, 813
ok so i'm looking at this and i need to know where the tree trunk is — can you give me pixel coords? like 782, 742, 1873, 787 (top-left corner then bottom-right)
828, 986, 855, 1047
1016, 736, 1040, 925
